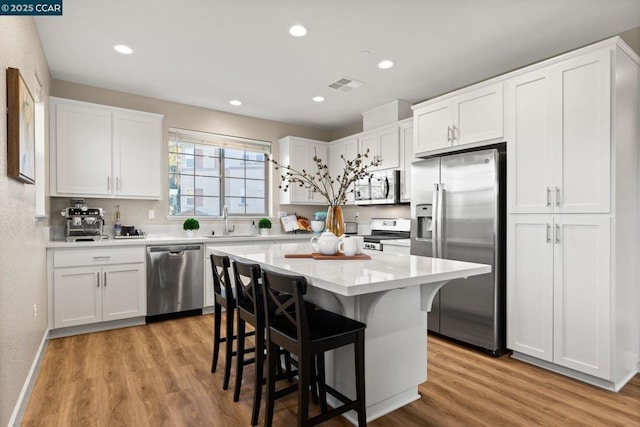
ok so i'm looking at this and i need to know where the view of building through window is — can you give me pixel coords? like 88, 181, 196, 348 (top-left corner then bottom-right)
168, 129, 269, 216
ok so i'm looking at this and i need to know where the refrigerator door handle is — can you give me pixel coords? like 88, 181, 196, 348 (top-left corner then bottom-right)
437, 184, 445, 257
432, 183, 439, 256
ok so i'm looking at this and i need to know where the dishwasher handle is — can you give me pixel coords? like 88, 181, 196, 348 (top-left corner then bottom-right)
148, 245, 202, 254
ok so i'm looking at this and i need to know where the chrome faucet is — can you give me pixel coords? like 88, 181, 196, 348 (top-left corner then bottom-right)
222, 204, 235, 235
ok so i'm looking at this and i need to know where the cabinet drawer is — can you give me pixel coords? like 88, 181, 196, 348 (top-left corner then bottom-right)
54, 247, 145, 268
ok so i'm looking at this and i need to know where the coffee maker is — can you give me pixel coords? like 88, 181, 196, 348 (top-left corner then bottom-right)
62, 199, 105, 242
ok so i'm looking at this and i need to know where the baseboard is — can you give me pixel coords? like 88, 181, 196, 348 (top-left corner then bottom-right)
8, 328, 50, 427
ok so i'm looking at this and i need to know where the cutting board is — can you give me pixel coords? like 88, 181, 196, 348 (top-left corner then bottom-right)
285, 252, 371, 260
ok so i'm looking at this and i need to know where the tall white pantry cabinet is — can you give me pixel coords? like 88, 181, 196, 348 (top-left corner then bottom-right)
506, 38, 639, 391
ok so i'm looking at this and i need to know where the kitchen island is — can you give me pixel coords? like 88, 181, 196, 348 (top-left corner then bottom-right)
213, 242, 491, 423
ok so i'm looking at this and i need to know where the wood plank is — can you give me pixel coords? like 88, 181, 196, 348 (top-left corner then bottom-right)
22, 314, 640, 426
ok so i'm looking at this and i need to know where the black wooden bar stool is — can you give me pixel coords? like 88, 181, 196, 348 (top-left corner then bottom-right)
209, 253, 254, 390
261, 268, 367, 427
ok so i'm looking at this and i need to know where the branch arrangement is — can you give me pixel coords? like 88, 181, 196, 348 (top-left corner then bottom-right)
267, 149, 381, 206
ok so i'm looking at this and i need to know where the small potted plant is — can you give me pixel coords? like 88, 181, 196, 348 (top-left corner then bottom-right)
183, 217, 200, 237
258, 218, 272, 236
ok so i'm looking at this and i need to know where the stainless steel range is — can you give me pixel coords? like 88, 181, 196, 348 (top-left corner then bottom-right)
360, 218, 410, 251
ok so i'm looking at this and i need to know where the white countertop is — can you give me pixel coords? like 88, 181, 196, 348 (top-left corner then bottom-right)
46, 232, 311, 248
212, 242, 490, 297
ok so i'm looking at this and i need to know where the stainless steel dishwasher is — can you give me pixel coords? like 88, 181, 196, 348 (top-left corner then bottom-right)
146, 244, 203, 321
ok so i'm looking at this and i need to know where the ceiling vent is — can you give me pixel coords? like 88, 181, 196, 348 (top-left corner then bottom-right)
328, 76, 365, 92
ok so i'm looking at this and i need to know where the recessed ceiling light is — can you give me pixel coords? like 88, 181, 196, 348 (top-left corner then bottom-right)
312, 96, 325, 103
378, 59, 394, 69
289, 24, 307, 37
229, 100, 242, 106
113, 44, 133, 55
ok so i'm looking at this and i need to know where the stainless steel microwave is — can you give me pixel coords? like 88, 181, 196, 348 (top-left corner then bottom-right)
354, 169, 401, 205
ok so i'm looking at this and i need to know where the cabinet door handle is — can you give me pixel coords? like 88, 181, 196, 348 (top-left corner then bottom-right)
93, 256, 111, 260
555, 187, 560, 207
447, 126, 452, 143
546, 187, 551, 207
116, 177, 120, 192
107, 176, 110, 191
555, 224, 560, 244
451, 125, 457, 142
96, 272, 100, 287
546, 224, 551, 243
104, 272, 107, 287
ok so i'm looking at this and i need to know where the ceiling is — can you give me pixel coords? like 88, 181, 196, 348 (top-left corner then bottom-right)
35, 0, 640, 132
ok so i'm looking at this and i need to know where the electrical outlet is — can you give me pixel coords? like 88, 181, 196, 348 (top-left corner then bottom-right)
148, 210, 155, 220
33, 304, 38, 321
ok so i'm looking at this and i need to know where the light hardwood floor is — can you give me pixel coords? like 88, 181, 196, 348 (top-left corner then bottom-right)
23, 313, 640, 426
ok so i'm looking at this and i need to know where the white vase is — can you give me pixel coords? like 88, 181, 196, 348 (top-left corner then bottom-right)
260, 228, 269, 236
186, 229, 195, 237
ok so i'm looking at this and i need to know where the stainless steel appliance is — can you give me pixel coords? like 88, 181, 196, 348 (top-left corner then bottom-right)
410, 145, 506, 356
360, 218, 410, 251
355, 169, 401, 205
146, 244, 204, 321
61, 198, 104, 242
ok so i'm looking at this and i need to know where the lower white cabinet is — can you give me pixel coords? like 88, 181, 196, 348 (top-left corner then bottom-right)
508, 214, 615, 382
52, 247, 146, 329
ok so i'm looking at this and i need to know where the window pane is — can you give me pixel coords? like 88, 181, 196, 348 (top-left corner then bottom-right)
245, 198, 265, 214
225, 158, 245, 178
225, 148, 245, 159
169, 141, 194, 155
195, 145, 220, 158
195, 176, 220, 197
225, 197, 247, 214
171, 153, 194, 174
246, 179, 265, 198
225, 178, 246, 197
246, 160, 265, 179
195, 155, 220, 177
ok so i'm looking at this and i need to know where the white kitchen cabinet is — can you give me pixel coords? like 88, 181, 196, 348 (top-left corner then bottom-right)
413, 83, 503, 156
329, 135, 358, 204
506, 38, 639, 391
507, 50, 611, 214
279, 136, 329, 205
52, 247, 146, 329
398, 119, 414, 203
50, 97, 163, 199
508, 215, 610, 377
358, 123, 400, 171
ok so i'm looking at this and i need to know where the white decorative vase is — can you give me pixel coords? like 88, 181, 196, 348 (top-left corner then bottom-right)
260, 228, 269, 236
186, 229, 195, 237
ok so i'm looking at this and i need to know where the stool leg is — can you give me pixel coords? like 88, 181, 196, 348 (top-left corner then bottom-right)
223, 308, 234, 390
250, 326, 265, 426
211, 303, 222, 373
264, 340, 279, 427
298, 358, 311, 427
234, 317, 246, 402
315, 353, 328, 413
355, 331, 367, 427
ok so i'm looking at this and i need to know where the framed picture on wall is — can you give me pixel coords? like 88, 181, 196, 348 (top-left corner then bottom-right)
6, 67, 36, 184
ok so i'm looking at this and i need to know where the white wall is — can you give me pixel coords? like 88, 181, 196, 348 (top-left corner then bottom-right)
0, 17, 51, 426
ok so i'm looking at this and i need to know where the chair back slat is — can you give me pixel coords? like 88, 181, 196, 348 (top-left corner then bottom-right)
210, 253, 234, 301
232, 260, 263, 318
261, 269, 309, 344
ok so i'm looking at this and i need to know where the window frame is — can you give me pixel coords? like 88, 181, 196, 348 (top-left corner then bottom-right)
168, 128, 270, 218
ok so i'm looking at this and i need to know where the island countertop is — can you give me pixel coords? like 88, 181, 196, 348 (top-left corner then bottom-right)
211, 242, 491, 296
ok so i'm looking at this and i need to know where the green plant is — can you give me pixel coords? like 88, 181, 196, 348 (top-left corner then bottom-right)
258, 218, 272, 229
183, 217, 200, 231
267, 149, 381, 206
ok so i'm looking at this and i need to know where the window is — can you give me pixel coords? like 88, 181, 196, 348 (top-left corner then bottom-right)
168, 128, 270, 217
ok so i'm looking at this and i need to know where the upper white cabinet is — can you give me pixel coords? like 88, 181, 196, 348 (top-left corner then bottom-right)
358, 123, 400, 170
329, 135, 358, 204
50, 97, 163, 199
278, 136, 329, 205
507, 50, 611, 214
413, 83, 504, 156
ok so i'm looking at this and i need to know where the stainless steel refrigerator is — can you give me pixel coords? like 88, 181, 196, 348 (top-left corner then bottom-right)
410, 145, 506, 356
